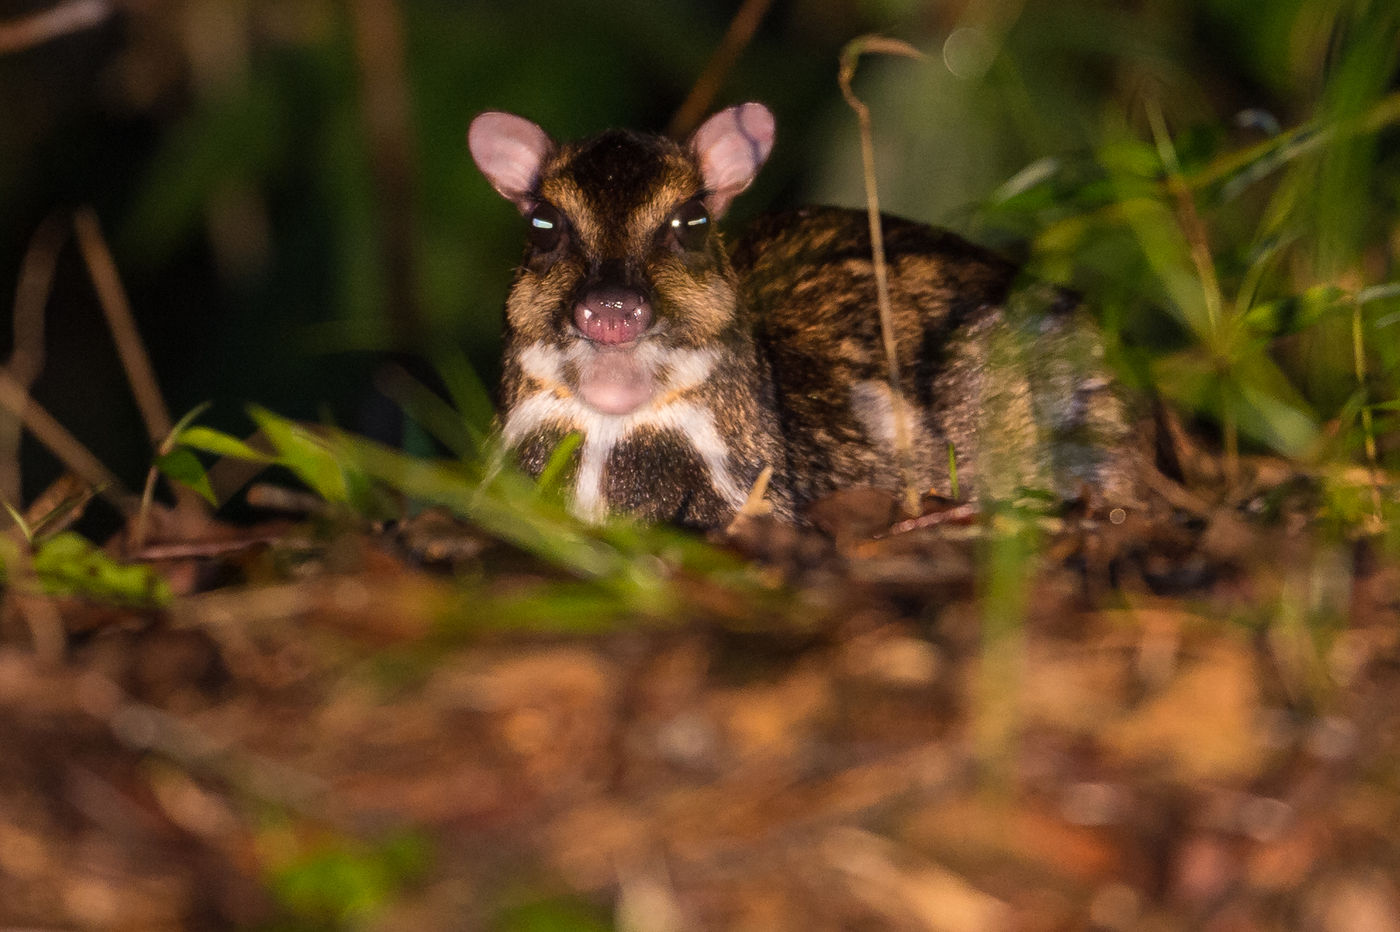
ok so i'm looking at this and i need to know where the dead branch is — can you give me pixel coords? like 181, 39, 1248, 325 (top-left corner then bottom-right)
667, 0, 775, 138
349, 0, 424, 348
73, 209, 173, 446
0, 367, 138, 515
838, 36, 927, 517
1, 214, 67, 504
0, 0, 111, 56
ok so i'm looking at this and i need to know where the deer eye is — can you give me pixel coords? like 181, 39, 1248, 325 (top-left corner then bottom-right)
667, 200, 710, 251
526, 202, 566, 251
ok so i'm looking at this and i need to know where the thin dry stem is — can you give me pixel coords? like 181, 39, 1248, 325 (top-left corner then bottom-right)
0, 0, 110, 55
667, 0, 775, 138
1138, 464, 1215, 517
1, 215, 67, 505
0, 368, 138, 515
1351, 298, 1384, 529
131, 464, 161, 552
1145, 102, 1225, 335
7, 216, 63, 385
1145, 101, 1238, 483
349, 0, 424, 347
736, 464, 774, 520
73, 209, 173, 445
131, 530, 292, 562
5, 547, 67, 665
74, 208, 201, 547
23, 473, 95, 537
244, 482, 325, 517
839, 36, 927, 517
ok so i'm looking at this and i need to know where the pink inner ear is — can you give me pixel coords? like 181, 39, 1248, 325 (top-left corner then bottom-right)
468, 112, 553, 210
690, 102, 775, 216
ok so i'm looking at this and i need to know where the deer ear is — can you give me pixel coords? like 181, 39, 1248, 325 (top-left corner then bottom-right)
468, 111, 554, 212
688, 102, 775, 217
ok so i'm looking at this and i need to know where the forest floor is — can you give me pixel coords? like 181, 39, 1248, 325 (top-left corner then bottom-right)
1, 454, 1399, 931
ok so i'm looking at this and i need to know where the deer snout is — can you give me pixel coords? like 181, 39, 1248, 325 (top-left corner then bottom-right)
575, 285, 652, 345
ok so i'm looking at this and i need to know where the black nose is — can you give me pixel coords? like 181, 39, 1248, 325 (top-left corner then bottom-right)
574, 285, 653, 345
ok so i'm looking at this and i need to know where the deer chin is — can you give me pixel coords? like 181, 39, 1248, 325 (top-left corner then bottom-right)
575, 343, 657, 415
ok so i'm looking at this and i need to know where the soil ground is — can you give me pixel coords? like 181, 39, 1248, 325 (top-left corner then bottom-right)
1, 464, 1399, 931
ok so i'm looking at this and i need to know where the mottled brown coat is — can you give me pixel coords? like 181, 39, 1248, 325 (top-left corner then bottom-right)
470, 105, 1133, 527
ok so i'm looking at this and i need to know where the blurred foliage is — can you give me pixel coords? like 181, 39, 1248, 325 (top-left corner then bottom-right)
260, 825, 431, 927
492, 896, 614, 932
169, 401, 799, 636
0, 0, 1397, 493
0, 528, 172, 605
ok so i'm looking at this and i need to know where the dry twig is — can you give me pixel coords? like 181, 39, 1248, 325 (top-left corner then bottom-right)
667, 0, 775, 138
0, 367, 137, 514
0, 0, 111, 56
74, 209, 173, 446
349, 0, 423, 347
3, 545, 67, 665
0, 215, 67, 504
1144, 102, 1238, 482
838, 36, 927, 517
75, 209, 215, 548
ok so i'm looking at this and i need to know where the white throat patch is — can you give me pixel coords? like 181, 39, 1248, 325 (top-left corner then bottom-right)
503, 341, 744, 521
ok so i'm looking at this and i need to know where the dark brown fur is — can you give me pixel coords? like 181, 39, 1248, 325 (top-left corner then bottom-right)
491, 127, 785, 525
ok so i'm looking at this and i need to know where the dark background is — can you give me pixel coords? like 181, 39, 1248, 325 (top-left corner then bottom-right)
0, 0, 1394, 505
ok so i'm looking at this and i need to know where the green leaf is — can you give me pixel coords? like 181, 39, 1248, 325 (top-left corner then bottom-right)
535, 431, 582, 495
176, 426, 276, 463
432, 350, 496, 449
1152, 344, 1317, 457
375, 365, 477, 459
156, 448, 218, 506
163, 401, 214, 452
1232, 230, 1299, 319
250, 407, 351, 504
3, 502, 32, 543
31, 532, 172, 606
1243, 285, 1348, 336
1099, 137, 1162, 179
494, 897, 614, 932
1234, 377, 1318, 458
1357, 282, 1400, 305
1151, 348, 1218, 413
342, 433, 629, 581
1105, 184, 1213, 339
1365, 398, 1400, 412
988, 156, 1060, 206
267, 831, 430, 924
